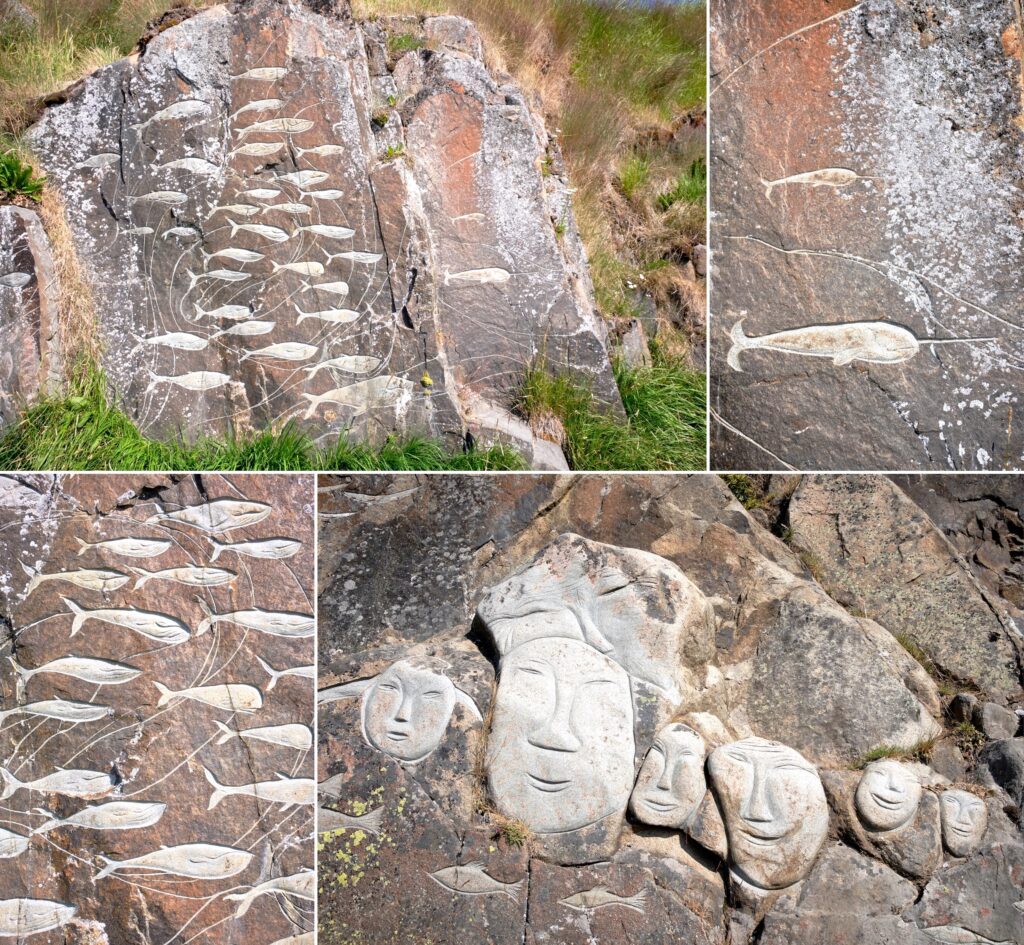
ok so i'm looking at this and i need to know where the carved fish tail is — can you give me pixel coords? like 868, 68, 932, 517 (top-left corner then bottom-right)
62, 597, 86, 636
93, 856, 116, 881
32, 814, 59, 835
129, 567, 150, 589
196, 598, 214, 636
75, 537, 88, 556
622, 890, 647, 913
213, 720, 237, 745
203, 765, 229, 810
255, 655, 280, 690
0, 768, 21, 800
224, 891, 255, 917
760, 178, 775, 202
360, 806, 384, 835
209, 540, 224, 562
505, 879, 525, 905
301, 394, 320, 420
727, 319, 750, 372
153, 681, 175, 707
7, 655, 28, 682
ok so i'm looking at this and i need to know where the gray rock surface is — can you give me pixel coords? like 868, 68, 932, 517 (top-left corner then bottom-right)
711, 0, 1024, 471
27, 0, 620, 460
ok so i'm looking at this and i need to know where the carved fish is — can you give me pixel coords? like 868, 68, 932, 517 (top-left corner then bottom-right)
271, 260, 324, 276
161, 158, 220, 175
9, 655, 141, 686
238, 117, 314, 137
240, 188, 281, 200
212, 320, 275, 338
0, 899, 76, 937
444, 267, 511, 286
122, 226, 155, 236
264, 203, 312, 215
129, 565, 236, 589
318, 806, 383, 836
78, 152, 120, 168
213, 720, 312, 750
154, 681, 262, 712
0, 827, 28, 859
255, 655, 315, 690
194, 303, 253, 321
233, 67, 288, 81
208, 537, 301, 560
203, 766, 314, 810
0, 767, 114, 800
305, 355, 381, 377
317, 681, 369, 704
139, 332, 209, 351
297, 224, 354, 239
305, 281, 348, 296
0, 272, 31, 289
196, 600, 314, 637
317, 773, 345, 797
231, 142, 286, 158
189, 268, 251, 286
0, 698, 111, 725
22, 564, 128, 594
726, 318, 920, 371
94, 843, 253, 881
224, 869, 315, 917
760, 167, 876, 201
230, 99, 283, 120
76, 536, 171, 557
271, 934, 312, 945
294, 306, 360, 325
559, 886, 647, 914
127, 191, 188, 206
161, 226, 202, 240
211, 204, 259, 217
241, 341, 318, 361
301, 189, 345, 200
276, 170, 328, 187
131, 99, 211, 130
296, 145, 346, 156
428, 862, 524, 903
33, 801, 166, 834
63, 596, 191, 644
146, 370, 232, 392
145, 499, 271, 533
325, 251, 382, 264
302, 377, 413, 419
227, 220, 291, 242
921, 928, 1014, 945
203, 247, 265, 263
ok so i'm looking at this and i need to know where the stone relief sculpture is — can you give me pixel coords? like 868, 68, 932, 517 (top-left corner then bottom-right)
855, 760, 923, 833
939, 790, 988, 857
629, 723, 708, 829
707, 738, 829, 891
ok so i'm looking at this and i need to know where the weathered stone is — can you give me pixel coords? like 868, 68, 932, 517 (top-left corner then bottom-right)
787, 476, 1023, 697
619, 318, 653, 368
0, 474, 315, 945
708, 737, 829, 891
949, 692, 979, 725
978, 738, 1024, 811
711, 0, 1024, 471
928, 737, 967, 783
940, 789, 989, 858
28, 0, 620, 460
0, 206, 60, 428
974, 701, 1021, 740
691, 243, 707, 278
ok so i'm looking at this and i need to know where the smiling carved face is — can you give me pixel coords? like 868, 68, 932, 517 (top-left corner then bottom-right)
362, 661, 457, 763
629, 724, 707, 828
708, 737, 829, 890
487, 637, 635, 834
940, 790, 988, 856
855, 760, 922, 832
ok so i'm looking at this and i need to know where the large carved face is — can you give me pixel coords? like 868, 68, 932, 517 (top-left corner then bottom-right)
708, 737, 828, 890
487, 637, 635, 834
855, 760, 922, 832
629, 723, 707, 828
940, 790, 987, 857
361, 660, 457, 763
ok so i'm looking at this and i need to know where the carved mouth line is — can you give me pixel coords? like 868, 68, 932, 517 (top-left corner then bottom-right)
527, 773, 572, 793
869, 793, 907, 810
642, 799, 679, 812
386, 730, 410, 741
739, 826, 787, 845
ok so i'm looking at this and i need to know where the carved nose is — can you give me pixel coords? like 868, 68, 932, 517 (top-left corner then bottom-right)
741, 770, 773, 822
656, 765, 673, 792
527, 691, 580, 752
393, 693, 414, 723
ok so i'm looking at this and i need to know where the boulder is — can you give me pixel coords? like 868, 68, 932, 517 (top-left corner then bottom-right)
978, 738, 1024, 811
974, 702, 1020, 740
711, 0, 1024, 471
28, 0, 620, 457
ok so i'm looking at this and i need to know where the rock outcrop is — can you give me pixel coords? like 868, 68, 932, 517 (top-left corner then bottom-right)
710, 0, 1024, 470
316, 473, 1024, 945
24, 0, 621, 466
0, 474, 315, 945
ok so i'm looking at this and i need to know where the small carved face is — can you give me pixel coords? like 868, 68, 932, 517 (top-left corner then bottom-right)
708, 737, 829, 890
855, 760, 922, 832
362, 661, 457, 763
487, 637, 634, 834
940, 790, 987, 857
629, 724, 707, 828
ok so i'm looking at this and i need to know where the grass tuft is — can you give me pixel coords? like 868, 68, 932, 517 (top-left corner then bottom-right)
0, 148, 44, 201
657, 156, 705, 211
519, 351, 705, 470
0, 363, 524, 471
856, 739, 936, 768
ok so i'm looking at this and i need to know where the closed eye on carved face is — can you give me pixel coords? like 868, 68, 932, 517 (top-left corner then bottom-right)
594, 568, 631, 595
420, 690, 445, 702
377, 681, 401, 693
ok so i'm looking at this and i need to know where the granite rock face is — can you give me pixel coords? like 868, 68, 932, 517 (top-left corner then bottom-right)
0, 473, 315, 945
710, 0, 1024, 470
27, 0, 619, 464
317, 473, 1024, 945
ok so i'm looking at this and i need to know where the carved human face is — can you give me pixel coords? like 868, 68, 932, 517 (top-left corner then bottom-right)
940, 790, 987, 857
629, 723, 707, 828
708, 738, 828, 890
487, 638, 634, 834
855, 760, 922, 832
361, 661, 457, 763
